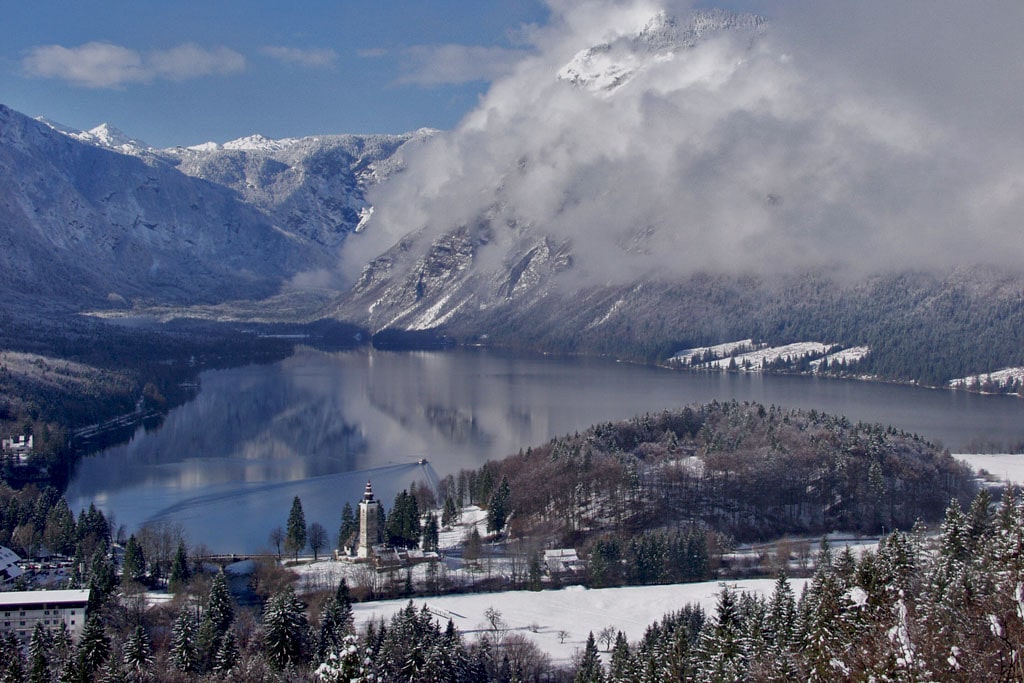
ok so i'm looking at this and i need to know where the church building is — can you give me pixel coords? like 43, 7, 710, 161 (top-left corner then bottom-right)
357, 480, 380, 558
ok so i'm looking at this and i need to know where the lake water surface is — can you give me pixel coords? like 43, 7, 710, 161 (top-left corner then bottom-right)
65, 347, 1024, 553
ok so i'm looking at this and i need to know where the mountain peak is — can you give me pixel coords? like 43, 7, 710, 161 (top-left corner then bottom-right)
557, 8, 766, 94
221, 133, 299, 152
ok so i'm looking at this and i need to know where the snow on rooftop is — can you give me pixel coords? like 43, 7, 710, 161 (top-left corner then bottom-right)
0, 589, 90, 607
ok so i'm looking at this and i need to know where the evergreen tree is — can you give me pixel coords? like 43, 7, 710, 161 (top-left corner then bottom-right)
314, 633, 364, 682
696, 586, 747, 683
575, 632, 604, 682
43, 498, 77, 556
487, 476, 511, 533
197, 570, 234, 671
442, 495, 459, 527
122, 534, 146, 584
28, 621, 52, 683
169, 610, 198, 675
422, 512, 439, 551
212, 630, 239, 677
317, 584, 355, 662
77, 614, 110, 680
337, 502, 356, 552
121, 625, 152, 682
168, 541, 190, 592
0, 632, 25, 683
608, 631, 631, 682
263, 585, 310, 670
386, 490, 421, 549
285, 496, 307, 560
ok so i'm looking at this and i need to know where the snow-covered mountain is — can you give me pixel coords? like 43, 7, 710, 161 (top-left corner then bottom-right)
4, 107, 429, 308
0, 104, 317, 307
557, 9, 765, 94
333, 8, 772, 334
162, 129, 434, 247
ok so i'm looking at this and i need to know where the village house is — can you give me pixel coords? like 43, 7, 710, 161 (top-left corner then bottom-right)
1, 434, 34, 463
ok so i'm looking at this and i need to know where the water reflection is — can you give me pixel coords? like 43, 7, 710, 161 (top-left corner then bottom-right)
65, 347, 1024, 553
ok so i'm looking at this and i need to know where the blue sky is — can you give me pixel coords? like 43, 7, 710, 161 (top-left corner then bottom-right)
0, 0, 550, 147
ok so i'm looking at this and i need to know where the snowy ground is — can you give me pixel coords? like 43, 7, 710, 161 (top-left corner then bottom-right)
350, 578, 809, 667
949, 367, 1024, 391
957, 453, 1024, 486
670, 339, 870, 371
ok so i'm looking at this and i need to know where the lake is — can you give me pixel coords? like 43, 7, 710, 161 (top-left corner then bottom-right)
65, 347, 1024, 553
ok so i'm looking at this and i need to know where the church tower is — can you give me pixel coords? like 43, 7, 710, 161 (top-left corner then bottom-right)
357, 480, 380, 558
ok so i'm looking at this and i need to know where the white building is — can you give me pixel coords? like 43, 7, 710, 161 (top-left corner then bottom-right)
357, 480, 381, 559
1, 434, 33, 462
0, 588, 90, 646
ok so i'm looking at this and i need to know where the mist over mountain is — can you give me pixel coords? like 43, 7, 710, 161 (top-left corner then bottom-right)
2, 1, 1023, 388
317, 1, 1024, 386
337, 2, 1024, 327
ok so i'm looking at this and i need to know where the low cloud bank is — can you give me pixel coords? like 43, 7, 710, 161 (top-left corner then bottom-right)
344, 0, 1024, 284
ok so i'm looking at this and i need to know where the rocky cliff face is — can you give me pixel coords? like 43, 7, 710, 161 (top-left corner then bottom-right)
162, 130, 432, 248
1, 105, 427, 309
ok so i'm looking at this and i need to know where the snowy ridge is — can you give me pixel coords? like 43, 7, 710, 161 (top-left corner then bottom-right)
557, 9, 766, 94
221, 133, 300, 152
38, 119, 152, 155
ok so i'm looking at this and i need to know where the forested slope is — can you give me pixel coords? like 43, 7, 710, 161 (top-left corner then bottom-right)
468, 401, 975, 545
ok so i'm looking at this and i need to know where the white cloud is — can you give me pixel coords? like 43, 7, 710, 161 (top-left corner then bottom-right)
397, 44, 532, 86
346, 0, 1024, 282
262, 46, 339, 68
22, 42, 245, 88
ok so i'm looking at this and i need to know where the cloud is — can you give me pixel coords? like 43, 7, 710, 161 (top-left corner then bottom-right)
262, 46, 338, 68
22, 42, 245, 88
345, 0, 1024, 283
396, 44, 532, 86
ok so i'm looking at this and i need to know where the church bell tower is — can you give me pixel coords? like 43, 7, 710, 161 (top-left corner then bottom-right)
357, 480, 380, 558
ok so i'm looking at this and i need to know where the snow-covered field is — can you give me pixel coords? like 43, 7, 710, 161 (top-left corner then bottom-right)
351, 578, 808, 666
949, 367, 1024, 392
670, 339, 870, 371
957, 453, 1024, 486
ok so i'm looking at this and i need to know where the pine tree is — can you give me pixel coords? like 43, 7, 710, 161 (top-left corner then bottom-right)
487, 476, 511, 533
314, 633, 364, 682
168, 541, 190, 592
197, 570, 234, 671
286, 496, 307, 560
121, 625, 152, 682
442, 495, 459, 527
28, 622, 52, 683
0, 632, 25, 683
170, 610, 198, 675
263, 585, 310, 670
608, 631, 631, 681
422, 512, 439, 551
122, 534, 146, 584
77, 614, 110, 680
696, 586, 747, 683
337, 502, 356, 552
575, 632, 604, 683
212, 630, 239, 676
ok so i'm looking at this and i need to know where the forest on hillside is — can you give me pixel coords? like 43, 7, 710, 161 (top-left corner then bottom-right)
454, 401, 976, 548
444, 268, 1024, 386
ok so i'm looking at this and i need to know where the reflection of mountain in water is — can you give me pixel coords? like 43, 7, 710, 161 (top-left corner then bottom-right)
422, 405, 489, 446
64, 347, 1024, 553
